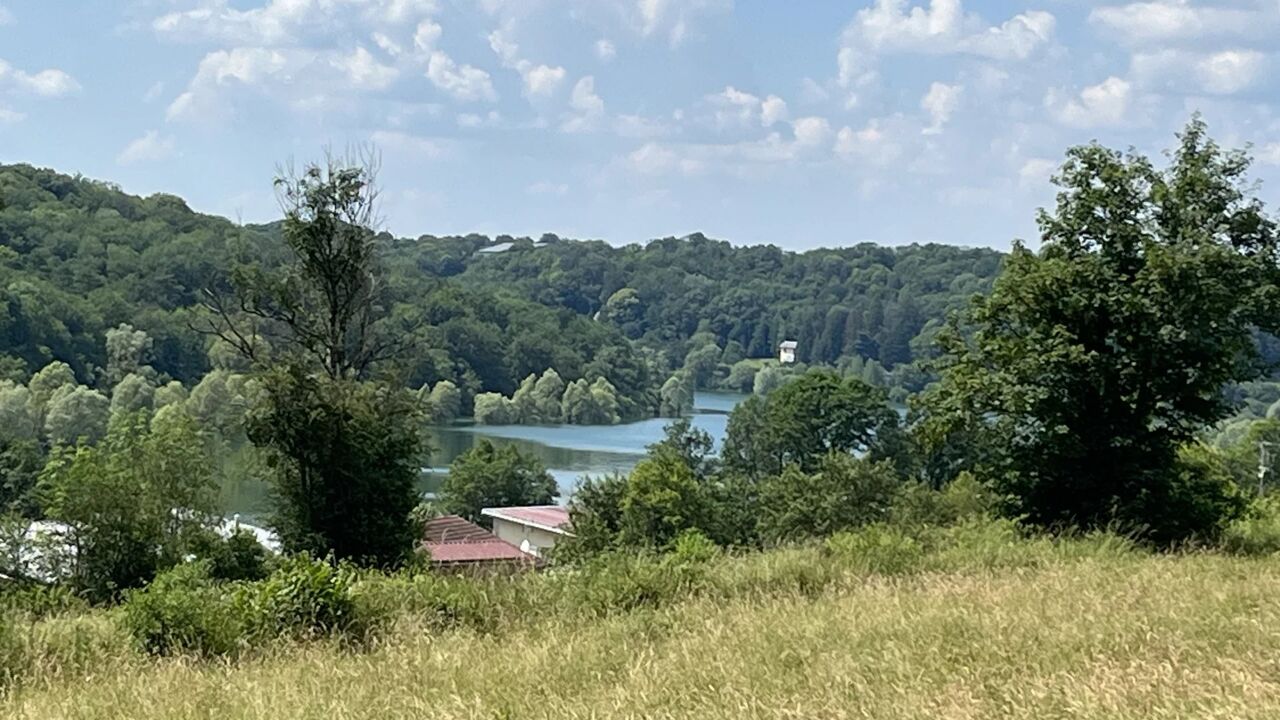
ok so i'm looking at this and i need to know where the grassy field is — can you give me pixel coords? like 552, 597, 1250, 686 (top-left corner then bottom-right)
5, 531, 1280, 719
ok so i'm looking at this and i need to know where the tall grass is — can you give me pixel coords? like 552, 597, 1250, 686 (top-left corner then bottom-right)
6, 543, 1280, 718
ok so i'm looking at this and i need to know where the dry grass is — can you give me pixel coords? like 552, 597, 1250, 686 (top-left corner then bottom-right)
7, 551, 1280, 719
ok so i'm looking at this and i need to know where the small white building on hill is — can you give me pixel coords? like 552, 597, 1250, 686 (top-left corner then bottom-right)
779, 340, 798, 364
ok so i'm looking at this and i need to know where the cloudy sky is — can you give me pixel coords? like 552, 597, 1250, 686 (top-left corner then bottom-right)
2, 1, 1280, 250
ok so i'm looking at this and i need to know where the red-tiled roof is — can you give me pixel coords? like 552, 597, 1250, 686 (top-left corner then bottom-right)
481, 505, 572, 534
424, 539, 534, 564
423, 515, 494, 543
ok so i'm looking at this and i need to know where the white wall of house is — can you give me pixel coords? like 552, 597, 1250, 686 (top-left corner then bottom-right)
490, 518, 563, 557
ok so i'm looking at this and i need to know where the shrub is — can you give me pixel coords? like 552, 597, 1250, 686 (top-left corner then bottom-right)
824, 525, 925, 575
352, 573, 509, 634
1221, 495, 1280, 555
669, 529, 720, 565
568, 553, 701, 617
237, 554, 364, 642
206, 530, 271, 582
122, 562, 241, 657
0, 584, 88, 620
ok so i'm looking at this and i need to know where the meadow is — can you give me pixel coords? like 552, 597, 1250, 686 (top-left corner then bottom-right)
5, 520, 1280, 719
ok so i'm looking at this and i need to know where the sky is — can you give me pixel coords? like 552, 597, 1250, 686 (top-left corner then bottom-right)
2, 1, 1280, 251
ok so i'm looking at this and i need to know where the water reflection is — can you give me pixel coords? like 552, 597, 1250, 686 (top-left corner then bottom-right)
222, 391, 746, 522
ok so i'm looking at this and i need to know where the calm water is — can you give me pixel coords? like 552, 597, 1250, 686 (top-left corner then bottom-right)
221, 391, 747, 522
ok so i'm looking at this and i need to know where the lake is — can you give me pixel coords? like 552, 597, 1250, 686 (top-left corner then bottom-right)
221, 391, 747, 522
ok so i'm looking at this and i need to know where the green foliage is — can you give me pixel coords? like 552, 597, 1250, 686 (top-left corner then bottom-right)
757, 455, 900, 544
618, 447, 711, 548
916, 118, 1275, 544
237, 554, 363, 642
123, 562, 241, 657
38, 409, 217, 601
43, 386, 109, 446
438, 440, 557, 523
247, 368, 423, 567
724, 369, 903, 480
423, 380, 461, 424
658, 370, 693, 417
1222, 494, 1280, 555
824, 525, 925, 575
196, 529, 271, 582
473, 392, 518, 425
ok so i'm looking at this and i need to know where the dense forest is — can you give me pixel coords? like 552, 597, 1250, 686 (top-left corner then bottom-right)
0, 164, 1010, 421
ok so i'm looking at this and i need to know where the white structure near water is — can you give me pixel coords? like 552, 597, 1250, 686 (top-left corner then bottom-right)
779, 340, 798, 364
482, 505, 573, 558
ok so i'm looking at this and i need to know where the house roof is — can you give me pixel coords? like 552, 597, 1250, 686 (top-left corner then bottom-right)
481, 505, 573, 536
421, 514, 538, 566
423, 514, 496, 543
779, 340, 798, 349
424, 539, 535, 564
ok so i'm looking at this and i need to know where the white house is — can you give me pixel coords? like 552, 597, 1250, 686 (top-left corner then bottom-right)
481, 505, 573, 557
779, 340, 798, 364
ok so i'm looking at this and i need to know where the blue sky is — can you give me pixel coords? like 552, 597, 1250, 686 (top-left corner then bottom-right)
2, 0, 1280, 250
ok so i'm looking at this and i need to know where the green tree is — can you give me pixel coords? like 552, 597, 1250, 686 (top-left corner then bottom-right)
724, 369, 901, 480
44, 386, 110, 446
424, 380, 462, 424
618, 447, 711, 548
247, 367, 424, 565
757, 455, 899, 543
110, 373, 156, 416
38, 408, 216, 600
658, 370, 694, 417
474, 392, 518, 425
439, 440, 557, 523
917, 119, 1273, 542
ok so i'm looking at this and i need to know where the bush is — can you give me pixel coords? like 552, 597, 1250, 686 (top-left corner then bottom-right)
0, 584, 88, 620
123, 562, 242, 657
352, 573, 510, 634
568, 553, 702, 617
824, 525, 925, 575
891, 472, 997, 528
206, 530, 271, 582
237, 554, 364, 642
1221, 495, 1280, 555
669, 529, 720, 565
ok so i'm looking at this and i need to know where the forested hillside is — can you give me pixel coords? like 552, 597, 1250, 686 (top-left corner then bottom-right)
0, 165, 653, 412
0, 163, 1010, 415
396, 232, 1005, 370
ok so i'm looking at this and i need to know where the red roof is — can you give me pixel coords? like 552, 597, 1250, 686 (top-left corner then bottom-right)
423, 515, 495, 543
481, 505, 572, 534
424, 539, 534, 564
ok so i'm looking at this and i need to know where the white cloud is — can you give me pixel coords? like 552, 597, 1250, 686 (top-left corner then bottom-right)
835, 119, 902, 166
1018, 157, 1055, 188
595, 39, 617, 61
921, 81, 962, 134
562, 76, 605, 133
414, 19, 443, 51
117, 131, 176, 165
1048, 76, 1132, 128
457, 110, 501, 127
0, 106, 23, 124
1090, 1, 1269, 45
1131, 49, 1268, 96
528, 180, 569, 195
614, 113, 671, 138
332, 46, 398, 91
1194, 50, 1266, 95
760, 95, 788, 127
0, 5, 12, 26
153, 0, 440, 45
629, 0, 732, 46
426, 51, 497, 102
707, 85, 786, 130
791, 116, 831, 148
1259, 143, 1280, 166
0, 60, 79, 97
488, 25, 566, 98
143, 81, 166, 103
370, 129, 446, 157
839, 0, 1055, 86
524, 64, 566, 97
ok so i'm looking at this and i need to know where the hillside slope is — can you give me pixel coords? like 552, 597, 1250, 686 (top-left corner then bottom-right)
5, 544, 1280, 719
